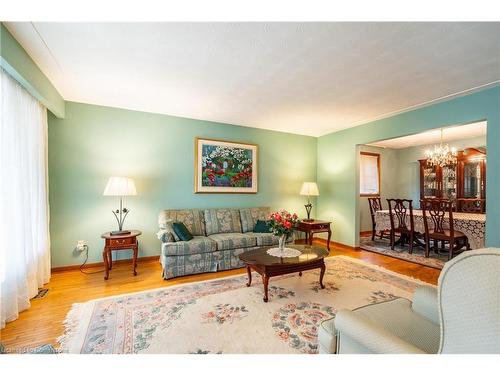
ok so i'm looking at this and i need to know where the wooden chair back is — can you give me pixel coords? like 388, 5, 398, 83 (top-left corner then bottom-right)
368, 197, 382, 218
421, 199, 455, 239
386, 199, 414, 233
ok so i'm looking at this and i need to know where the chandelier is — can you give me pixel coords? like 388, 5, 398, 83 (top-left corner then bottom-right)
425, 129, 457, 167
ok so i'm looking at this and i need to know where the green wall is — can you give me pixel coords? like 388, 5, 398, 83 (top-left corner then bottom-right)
0, 23, 65, 117
317, 86, 500, 247
48, 102, 318, 267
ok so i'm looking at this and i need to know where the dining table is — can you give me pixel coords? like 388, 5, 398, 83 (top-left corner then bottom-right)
374, 209, 486, 249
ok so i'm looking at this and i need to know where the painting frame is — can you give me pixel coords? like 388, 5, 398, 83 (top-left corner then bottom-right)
194, 137, 258, 194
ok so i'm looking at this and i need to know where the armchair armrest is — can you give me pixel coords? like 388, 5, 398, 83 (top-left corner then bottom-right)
411, 286, 439, 325
335, 309, 426, 354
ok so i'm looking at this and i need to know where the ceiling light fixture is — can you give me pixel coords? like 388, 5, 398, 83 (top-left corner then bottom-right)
425, 129, 458, 168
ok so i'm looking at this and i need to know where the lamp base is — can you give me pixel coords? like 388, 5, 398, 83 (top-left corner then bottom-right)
110, 230, 131, 236
301, 218, 315, 222
304, 203, 313, 221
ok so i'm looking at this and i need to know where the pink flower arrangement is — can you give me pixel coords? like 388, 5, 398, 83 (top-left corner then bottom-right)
268, 209, 299, 238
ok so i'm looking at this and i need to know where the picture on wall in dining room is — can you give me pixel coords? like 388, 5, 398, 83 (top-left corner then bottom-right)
194, 137, 258, 193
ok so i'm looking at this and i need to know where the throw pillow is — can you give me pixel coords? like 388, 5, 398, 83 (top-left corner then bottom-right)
164, 218, 180, 241
253, 220, 272, 233
172, 222, 194, 241
156, 229, 175, 243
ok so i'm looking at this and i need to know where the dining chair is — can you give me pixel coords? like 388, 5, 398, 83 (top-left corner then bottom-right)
367, 197, 390, 241
420, 199, 471, 260
386, 199, 417, 253
457, 198, 485, 213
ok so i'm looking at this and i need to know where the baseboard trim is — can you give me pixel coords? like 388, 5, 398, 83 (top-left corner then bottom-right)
360, 231, 373, 237
295, 238, 360, 251
53, 239, 360, 273
314, 237, 361, 251
51, 255, 160, 273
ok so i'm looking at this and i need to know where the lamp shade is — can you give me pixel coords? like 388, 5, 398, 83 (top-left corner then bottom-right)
300, 182, 319, 196
103, 176, 137, 196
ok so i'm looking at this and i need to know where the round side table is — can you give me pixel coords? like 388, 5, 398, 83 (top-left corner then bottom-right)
101, 230, 142, 280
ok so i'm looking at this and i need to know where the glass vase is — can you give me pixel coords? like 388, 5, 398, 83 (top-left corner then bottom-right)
278, 234, 287, 253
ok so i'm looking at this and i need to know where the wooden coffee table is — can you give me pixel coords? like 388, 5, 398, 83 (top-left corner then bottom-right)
238, 245, 329, 302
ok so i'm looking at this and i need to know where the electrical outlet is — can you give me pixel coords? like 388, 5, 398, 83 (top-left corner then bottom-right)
76, 240, 87, 252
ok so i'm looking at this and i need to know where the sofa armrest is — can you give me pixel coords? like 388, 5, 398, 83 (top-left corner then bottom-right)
411, 286, 439, 325
334, 309, 426, 354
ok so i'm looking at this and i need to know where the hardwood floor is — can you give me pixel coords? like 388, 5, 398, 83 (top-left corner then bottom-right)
0, 241, 440, 353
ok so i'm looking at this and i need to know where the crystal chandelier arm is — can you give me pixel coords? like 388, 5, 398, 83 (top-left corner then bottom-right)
426, 128, 457, 168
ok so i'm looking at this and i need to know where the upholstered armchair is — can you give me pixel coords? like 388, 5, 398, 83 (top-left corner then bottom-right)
318, 248, 500, 354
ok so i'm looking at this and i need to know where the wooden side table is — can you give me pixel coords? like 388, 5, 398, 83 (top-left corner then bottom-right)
101, 230, 141, 280
296, 220, 332, 251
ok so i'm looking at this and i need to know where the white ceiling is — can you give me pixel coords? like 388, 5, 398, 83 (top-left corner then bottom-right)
5, 22, 500, 137
367, 120, 487, 149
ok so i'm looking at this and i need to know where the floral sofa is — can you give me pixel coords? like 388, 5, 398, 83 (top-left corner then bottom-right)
158, 207, 292, 279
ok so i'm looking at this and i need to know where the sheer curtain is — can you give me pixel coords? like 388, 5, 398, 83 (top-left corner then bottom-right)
0, 68, 51, 328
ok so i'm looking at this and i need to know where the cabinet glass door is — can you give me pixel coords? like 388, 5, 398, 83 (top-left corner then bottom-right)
463, 161, 482, 198
422, 165, 439, 198
441, 165, 457, 201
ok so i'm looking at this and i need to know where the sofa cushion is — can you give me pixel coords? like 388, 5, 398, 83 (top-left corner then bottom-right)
159, 209, 206, 237
162, 236, 217, 256
208, 232, 257, 250
204, 208, 243, 235
250, 232, 294, 246
240, 207, 270, 233
252, 232, 279, 246
172, 222, 193, 242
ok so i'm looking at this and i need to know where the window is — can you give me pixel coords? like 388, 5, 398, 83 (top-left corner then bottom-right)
359, 152, 380, 196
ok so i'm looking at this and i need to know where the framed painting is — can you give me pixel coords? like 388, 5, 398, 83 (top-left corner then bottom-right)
194, 137, 258, 193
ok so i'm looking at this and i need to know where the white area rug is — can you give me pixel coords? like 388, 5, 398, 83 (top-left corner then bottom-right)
58, 256, 429, 354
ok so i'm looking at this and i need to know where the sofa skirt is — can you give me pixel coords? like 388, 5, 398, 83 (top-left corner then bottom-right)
161, 246, 260, 279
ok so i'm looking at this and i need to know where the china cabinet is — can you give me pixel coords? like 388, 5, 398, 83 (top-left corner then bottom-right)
418, 148, 486, 212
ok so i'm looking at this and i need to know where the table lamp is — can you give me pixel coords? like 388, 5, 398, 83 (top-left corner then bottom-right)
300, 182, 319, 222
103, 176, 137, 235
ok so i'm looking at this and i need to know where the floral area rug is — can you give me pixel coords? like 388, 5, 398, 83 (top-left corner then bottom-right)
360, 236, 447, 269
58, 256, 429, 354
